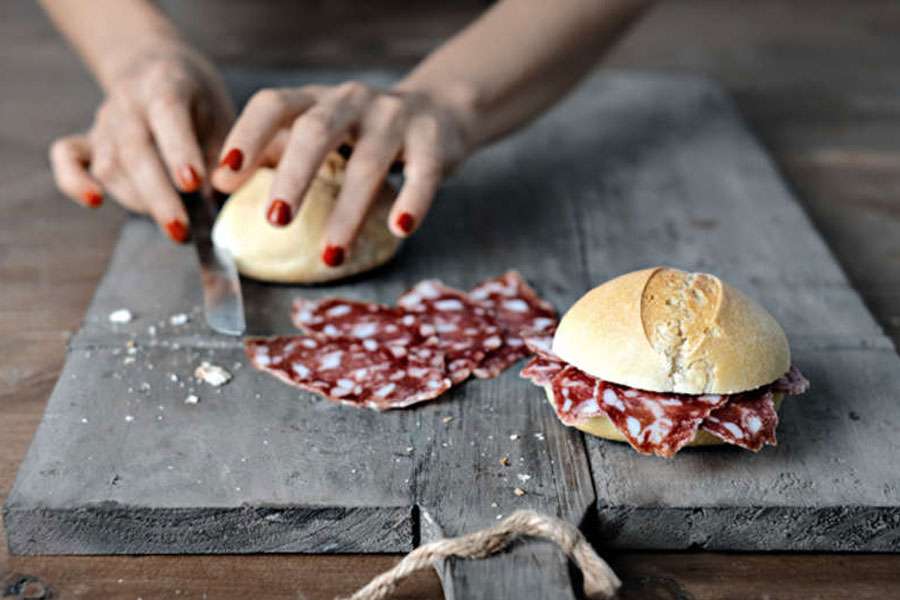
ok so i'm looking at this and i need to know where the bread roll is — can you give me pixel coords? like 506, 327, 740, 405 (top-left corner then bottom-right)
212, 154, 400, 283
552, 267, 790, 395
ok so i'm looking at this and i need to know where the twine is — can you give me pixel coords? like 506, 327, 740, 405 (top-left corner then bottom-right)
337, 510, 621, 600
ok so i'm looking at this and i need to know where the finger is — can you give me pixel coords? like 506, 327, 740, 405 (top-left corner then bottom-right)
322, 102, 407, 264
90, 108, 149, 213
211, 87, 321, 193
49, 135, 104, 208
267, 82, 375, 226
146, 93, 205, 193
387, 120, 445, 238
113, 116, 191, 243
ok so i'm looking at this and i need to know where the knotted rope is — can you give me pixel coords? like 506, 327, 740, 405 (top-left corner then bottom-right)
338, 510, 621, 600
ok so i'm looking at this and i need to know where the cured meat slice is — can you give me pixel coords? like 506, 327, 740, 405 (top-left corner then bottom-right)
546, 364, 727, 457
397, 280, 502, 383
292, 297, 421, 347
550, 366, 601, 423
245, 335, 451, 411
469, 272, 558, 378
520, 355, 566, 387
595, 381, 727, 458
702, 390, 779, 451
772, 365, 810, 395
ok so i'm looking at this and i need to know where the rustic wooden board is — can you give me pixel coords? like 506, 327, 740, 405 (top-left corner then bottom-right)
5, 71, 900, 599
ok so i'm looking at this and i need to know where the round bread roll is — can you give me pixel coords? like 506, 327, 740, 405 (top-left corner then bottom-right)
548, 266, 791, 447
212, 155, 400, 283
552, 267, 790, 395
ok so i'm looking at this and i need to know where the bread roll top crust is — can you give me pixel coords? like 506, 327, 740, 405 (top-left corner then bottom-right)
552, 267, 790, 394
212, 154, 400, 284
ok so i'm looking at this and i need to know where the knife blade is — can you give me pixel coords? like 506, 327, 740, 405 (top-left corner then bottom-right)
180, 187, 246, 336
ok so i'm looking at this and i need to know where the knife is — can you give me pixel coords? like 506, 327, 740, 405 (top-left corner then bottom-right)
180, 187, 246, 336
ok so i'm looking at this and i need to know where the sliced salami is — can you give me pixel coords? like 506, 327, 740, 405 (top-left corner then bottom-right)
397, 280, 502, 383
595, 381, 727, 457
292, 297, 421, 348
702, 390, 779, 451
469, 272, 558, 378
245, 335, 451, 411
520, 355, 566, 387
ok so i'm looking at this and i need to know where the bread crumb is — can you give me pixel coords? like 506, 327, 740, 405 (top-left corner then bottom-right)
509, 433, 520, 441
109, 309, 133, 324
185, 394, 199, 405
194, 362, 232, 387
442, 416, 454, 424
169, 313, 190, 326
514, 487, 526, 497
499, 456, 510, 466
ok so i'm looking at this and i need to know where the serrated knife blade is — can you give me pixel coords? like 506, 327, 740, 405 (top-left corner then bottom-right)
180, 187, 246, 336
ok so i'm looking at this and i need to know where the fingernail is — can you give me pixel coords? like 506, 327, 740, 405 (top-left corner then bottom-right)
322, 245, 345, 267
396, 212, 415, 234
178, 164, 201, 192
266, 199, 292, 226
220, 148, 243, 171
165, 219, 190, 243
83, 191, 103, 208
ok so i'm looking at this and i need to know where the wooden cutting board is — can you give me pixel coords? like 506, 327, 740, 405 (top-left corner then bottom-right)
5, 71, 900, 599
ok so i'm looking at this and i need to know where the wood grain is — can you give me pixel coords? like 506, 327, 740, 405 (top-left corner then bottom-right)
3, 1, 900, 599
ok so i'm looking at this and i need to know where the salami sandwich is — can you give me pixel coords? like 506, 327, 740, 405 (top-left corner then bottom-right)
521, 267, 809, 457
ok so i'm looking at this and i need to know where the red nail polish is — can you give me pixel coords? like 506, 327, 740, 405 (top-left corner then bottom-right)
165, 220, 190, 243
266, 199, 292, 226
84, 191, 103, 208
322, 245, 345, 267
396, 212, 415, 234
178, 165, 201, 192
220, 148, 243, 171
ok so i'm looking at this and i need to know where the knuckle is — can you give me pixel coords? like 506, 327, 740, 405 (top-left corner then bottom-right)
349, 155, 383, 179
334, 80, 371, 102
294, 110, 333, 140
91, 156, 117, 181
373, 95, 407, 126
250, 88, 287, 112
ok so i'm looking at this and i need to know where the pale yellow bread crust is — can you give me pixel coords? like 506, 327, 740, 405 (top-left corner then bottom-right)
544, 385, 783, 446
212, 155, 400, 284
552, 267, 791, 394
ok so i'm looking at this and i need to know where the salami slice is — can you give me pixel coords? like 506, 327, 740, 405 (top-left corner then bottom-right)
702, 390, 779, 451
245, 335, 451, 411
595, 381, 727, 457
520, 355, 566, 387
397, 280, 502, 383
469, 272, 558, 378
292, 297, 422, 348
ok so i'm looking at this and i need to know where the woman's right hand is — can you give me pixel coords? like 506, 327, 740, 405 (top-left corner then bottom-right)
49, 47, 235, 242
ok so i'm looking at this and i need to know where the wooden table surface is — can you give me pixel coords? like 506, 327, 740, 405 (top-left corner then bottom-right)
2, 1, 899, 598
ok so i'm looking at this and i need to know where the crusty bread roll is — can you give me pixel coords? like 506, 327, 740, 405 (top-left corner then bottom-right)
552, 267, 790, 395
546, 386, 784, 446
548, 266, 791, 447
212, 154, 400, 283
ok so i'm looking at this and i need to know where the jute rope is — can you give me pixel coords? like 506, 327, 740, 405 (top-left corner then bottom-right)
337, 510, 621, 600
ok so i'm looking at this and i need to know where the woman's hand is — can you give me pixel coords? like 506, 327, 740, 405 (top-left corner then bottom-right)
49, 48, 235, 242
211, 81, 473, 266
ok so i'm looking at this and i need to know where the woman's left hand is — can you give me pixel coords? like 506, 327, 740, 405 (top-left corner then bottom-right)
210, 81, 473, 267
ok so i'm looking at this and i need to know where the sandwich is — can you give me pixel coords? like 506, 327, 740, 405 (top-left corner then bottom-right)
521, 267, 809, 457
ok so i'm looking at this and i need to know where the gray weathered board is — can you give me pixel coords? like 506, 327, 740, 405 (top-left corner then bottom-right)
6, 71, 900, 599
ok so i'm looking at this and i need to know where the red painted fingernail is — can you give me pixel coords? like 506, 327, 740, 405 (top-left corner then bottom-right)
83, 191, 103, 208
178, 164, 201, 192
266, 199, 292, 226
322, 245, 345, 267
396, 212, 415, 234
220, 148, 243, 171
165, 219, 190, 243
